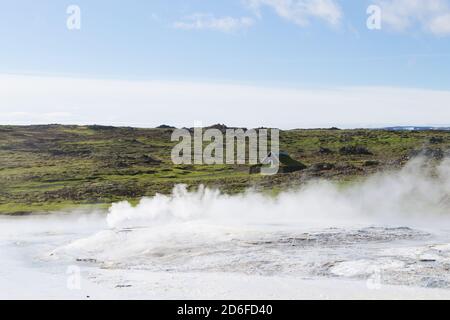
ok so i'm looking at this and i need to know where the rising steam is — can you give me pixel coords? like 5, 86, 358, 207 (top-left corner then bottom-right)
106, 157, 450, 230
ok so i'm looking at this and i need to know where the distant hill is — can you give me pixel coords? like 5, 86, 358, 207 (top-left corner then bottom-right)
383, 126, 450, 131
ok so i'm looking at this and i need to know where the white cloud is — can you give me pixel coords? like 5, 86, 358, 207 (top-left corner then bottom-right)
1, 74, 450, 129
245, 0, 342, 27
429, 13, 450, 35
375, 0, 450, 36
173, 14, 254, 32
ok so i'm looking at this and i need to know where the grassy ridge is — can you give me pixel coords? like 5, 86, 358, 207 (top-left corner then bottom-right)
0, 124, 448, 214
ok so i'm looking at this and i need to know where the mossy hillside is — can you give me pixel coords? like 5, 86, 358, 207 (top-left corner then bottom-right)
0, 125, 448, 214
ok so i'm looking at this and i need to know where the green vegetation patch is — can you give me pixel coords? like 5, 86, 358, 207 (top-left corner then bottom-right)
0, 125, 448, 214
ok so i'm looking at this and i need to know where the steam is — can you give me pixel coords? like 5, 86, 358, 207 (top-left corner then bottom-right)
2, 157, 449, 298
106, 157, 450, 230
47, 157, 450, 286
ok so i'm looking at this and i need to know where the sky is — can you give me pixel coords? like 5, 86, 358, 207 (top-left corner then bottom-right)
1, 0, 450, 128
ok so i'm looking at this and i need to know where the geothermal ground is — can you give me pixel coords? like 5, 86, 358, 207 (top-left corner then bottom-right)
1, 158, 450, 299
1, 212, 450, 299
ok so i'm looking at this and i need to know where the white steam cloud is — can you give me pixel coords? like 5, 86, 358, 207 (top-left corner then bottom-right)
49, 157, 450, 289
107, 157, 450, 230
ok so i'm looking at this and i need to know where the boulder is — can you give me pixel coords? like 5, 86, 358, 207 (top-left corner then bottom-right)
339, 146, 373, 156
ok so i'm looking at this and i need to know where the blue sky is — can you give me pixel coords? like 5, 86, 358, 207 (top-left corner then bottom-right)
1, 0, 450, 127
1, 0, 450, 88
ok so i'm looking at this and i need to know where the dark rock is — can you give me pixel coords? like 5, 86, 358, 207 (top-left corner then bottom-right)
335, 163, 364, 174
142, 155, 162, 164
339, 146, 373, 156
318, 147, 334, 155
249, 164, 263, 174
116, 162, 129, 168
208, 123, 228, 131
420, 259, 436, 262
87, 125, 116, 131
279, 165, 307, 174
364, 160, 380, 167
410, 148, 444, 160
430, 137, 444, 144
310, 163, 335, 172
249, 151, 307, 174
157, 125, 176, 129
76, 258, 97, 263
49, 149, 92, 157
